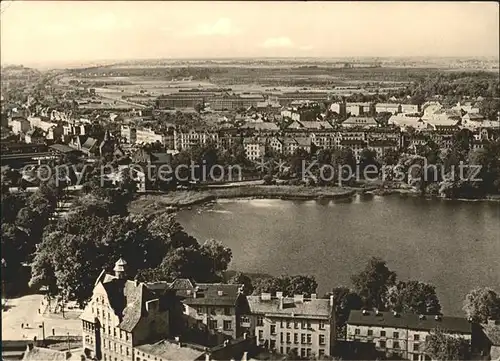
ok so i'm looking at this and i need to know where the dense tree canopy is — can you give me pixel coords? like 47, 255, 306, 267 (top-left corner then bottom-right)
253, 275, 318, 297
385, 280, 441, 315
351, 257, 397, 310
463, 288, 500, 323
424, 328, 470, 361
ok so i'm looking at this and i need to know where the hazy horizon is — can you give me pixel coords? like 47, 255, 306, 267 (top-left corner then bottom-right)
1, 1, 499, 68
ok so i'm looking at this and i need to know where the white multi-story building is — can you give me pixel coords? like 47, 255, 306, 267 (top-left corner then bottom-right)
346, 310, 472, 361
241, 293, 335, 359
173, 129, 219, 151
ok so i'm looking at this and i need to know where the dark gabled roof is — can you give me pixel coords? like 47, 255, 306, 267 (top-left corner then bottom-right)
99, 275, 158, 332
183, 283, 243, 307
340, 139, 367, 146
347, 310, 472, 334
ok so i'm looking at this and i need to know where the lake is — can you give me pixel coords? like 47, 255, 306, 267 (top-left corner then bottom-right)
176, 194, 500, 316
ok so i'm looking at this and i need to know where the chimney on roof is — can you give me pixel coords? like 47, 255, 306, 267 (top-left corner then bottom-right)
330, 295, 334, 307
26, 344, 34, 352
276, 292, 283, 299
243, 332, 248, 340
224, 340, 230, 347
293, 294, 304, 303
205, 353, 210, 361
65, 351, 72, 360
279, 297, 284, 310
435, 315, 442, 321
242, 351, 248, 361
218, 290, 224, 296
362, 309, 368, 315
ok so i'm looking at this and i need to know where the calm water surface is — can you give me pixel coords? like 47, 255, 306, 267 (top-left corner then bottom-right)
176, 194, 500, 316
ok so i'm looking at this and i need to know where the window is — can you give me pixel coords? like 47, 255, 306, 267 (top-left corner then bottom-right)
280, 347, 283, 355
355, 328, 360, 335
286, 333, 291, 343
257, 317, 264, 326
301, 334, 306, 344
125, 333, 129, 342
307, 349, 312, 357
294, 334, 299, 344
223, 320, 232, 331
301, 348, 306, 357
287, 320, 291, 329
368, 329, 373, 336
393, 332, 399, 339
294, 322, 299, 329
126, 348, 129, 356
413, 354, 419, 361
286, 347, 290, 354
270, 340, 276, 350
120, 345, 122, 355
114, 329, 116, 337
271, 325, 276, 335
414, 343, 420, 352
209, 320, 218, 330
307, 321, 311, 329
224, 307, 231, 316
380, 330, 386, 337
280, 320, 284, 328
210, 307, 216, 316
319, 320, 325, 330
393, 341, 400, 349
306, 334, 311, 344
379, 340, 386, 348
414, 334, 420, 341
319, 335, 325, 345
280, 333, 284, 343
319, 350, 325, 358
301, 321, 306, 329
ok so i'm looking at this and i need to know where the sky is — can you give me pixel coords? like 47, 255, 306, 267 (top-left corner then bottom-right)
1, 1, 499, 67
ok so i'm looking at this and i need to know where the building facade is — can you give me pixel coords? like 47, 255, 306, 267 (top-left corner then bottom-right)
242, 293, 335, 359
346, 310, 472, 361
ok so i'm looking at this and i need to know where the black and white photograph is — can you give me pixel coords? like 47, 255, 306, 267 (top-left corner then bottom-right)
1, 1, 499, 360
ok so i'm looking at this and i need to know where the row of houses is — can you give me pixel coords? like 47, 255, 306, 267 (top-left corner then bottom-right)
79, 259, 500, 361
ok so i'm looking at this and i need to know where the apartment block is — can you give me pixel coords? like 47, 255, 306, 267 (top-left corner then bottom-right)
346, 310, 472, 361
241, 293, 335, 359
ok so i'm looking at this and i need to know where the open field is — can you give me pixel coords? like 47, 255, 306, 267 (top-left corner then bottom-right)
2, 294, 82, 340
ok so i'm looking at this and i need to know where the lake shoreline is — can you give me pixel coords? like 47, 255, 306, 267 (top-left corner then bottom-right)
129, 184, 500, 215
129, 185, 357, 214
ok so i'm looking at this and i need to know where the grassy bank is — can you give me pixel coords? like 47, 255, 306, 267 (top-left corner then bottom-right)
129, 185, 356, 215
